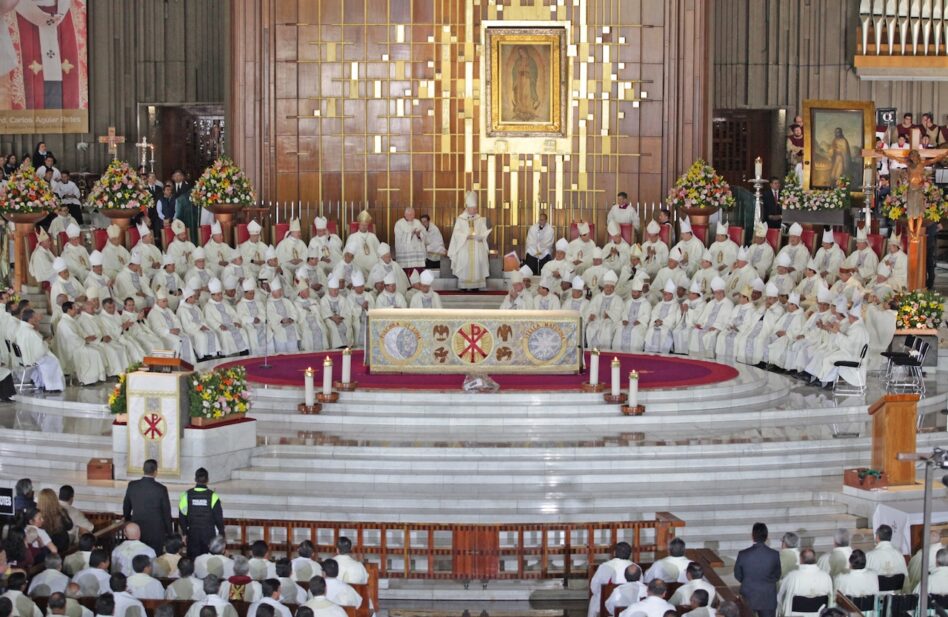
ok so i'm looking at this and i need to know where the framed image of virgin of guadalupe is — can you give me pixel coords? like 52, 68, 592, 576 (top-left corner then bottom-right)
485, 27, 566, 137
802, 99, 875, 194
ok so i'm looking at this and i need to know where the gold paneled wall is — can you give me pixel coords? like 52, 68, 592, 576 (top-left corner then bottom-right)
229, 0, 710, 250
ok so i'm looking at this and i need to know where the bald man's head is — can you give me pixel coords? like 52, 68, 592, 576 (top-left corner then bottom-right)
124, 522, 142, 541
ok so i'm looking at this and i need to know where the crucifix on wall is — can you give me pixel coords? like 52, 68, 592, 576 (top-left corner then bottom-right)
98, 126, 126, 160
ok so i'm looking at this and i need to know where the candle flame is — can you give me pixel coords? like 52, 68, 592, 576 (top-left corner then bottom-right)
323, 356, 333, 366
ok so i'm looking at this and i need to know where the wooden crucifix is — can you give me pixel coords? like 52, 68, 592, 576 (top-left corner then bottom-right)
862, 128, 948, 290
97, 126, 126, 160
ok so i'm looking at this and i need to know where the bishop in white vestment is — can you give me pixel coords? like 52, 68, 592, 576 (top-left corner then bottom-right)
266, 279, 302, 354
236, 280, 274, 356
393, 207, 427, 270
612, 279, 651, 352
644, 281, 682, 354
320, 278, 353, 349
146, 290, 196, 365
448, 192, 491, 290
204, 279, 249, 356
688, 278, 732, 357
177, 288, 221, 360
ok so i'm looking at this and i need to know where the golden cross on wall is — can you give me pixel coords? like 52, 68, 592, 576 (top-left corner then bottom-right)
98, 126, 126, 160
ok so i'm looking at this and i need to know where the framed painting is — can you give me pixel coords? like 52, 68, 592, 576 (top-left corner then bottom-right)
802, 99, 875, 193
485, 27, 566, 137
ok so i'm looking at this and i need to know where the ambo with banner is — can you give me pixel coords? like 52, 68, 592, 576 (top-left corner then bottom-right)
366, 308, 582, 374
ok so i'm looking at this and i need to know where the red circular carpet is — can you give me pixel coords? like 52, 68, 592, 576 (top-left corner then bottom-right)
219, 350, 739, 391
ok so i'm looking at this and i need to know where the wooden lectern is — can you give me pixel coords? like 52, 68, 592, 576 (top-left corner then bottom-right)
868, 394, 921, 486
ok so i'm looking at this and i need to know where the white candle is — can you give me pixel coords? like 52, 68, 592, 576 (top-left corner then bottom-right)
341, 348, 352, 384
322, 357, 333, 396
863, 165, 873, 188
628, 371, 639, 407
589, 349, 600, 386
611, 357, 621, 397
754, 156, 763, 180
304, 367, 315, 407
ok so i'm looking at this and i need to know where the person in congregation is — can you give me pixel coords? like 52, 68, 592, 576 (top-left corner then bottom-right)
195, 537, 236, 580
540, 238, 572, 291
669, 562, 718, 607
248, 580, 292, 617
778, 532, 801, 580
865, 525, 909, 580
671, 281, 704, 353
291, 542, 323, 582
321, 559, 362, 608
100, 225, 130, 281
303, 577, 348, 617
618, 579, 675, 617
115, 254, 155, 311
27, 554, 69, 597
589, 542, 636, 617
239, 220, 270, 281
374, 272, 407, 308
775, 548, 832, 617
904, 530, 943, 592
734, 523, 781, 617
166, 558, 206, 601
221, 555, 262, 602
833, 549, 878, 598
331, 537, 368, 585
151, 536, 184, 578
110, 523, 156, 578
14, 310, 62, 394
167, 219, 197, 274
47, 204, 77, 241
4, 573, 43, 617
523, 212, 555, 275
71, 549, 111, 596
815, 529, 852, 579
307, 216, 342, 275
562, 276, 589, 315
691, 251, 719, 297
736, 284, 783, 367
273, 560, 307, 604
63, 533, 95, 576
582, 248, 610, 295
881, 233, 907, 291
683, 589, 713, 617
319, 278, 353, 349
126, 555, 164, 600
532, 278, 560, 310
771, 223, 808, 284
184, 575, 238, 617
55, 171, 83, 224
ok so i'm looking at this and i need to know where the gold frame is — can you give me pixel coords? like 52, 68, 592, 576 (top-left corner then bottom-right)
486, 27, 567, 137
802, 99, 875, 196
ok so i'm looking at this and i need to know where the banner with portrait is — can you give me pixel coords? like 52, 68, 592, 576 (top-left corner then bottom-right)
0, 0, 88, 134
367, 308, 582, 374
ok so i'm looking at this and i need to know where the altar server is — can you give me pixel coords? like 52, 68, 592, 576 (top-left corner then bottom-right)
102, 224, 131, 280
606, 192, 640, 233
178, 288, 221, 360
813, 229, 845, 284
747, 223, 775, 278
61, 224, 90, 280
16, 310, 65, 392
585, 271, 623, 349
689, 277, 732, 357
167, 219, 197, 274
641, 220, 669, 278
321, 277, 353, 348
523, 213, 555, 275
309, 216, 343, 275
708, 223, 739, 273
204, 279, 248, 356
644, 281, 681, 354
266, 279, 301, 354
775, 548, 832, 617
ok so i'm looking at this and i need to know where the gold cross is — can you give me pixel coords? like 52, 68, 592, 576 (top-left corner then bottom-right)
97, 127, 126, 160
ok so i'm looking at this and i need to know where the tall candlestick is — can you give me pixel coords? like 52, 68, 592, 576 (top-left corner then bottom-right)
611, 357, 621, 397
628, 371, 639, 408
589, 349, 600, 386
304, 367, 315, 407
754, 156, 763, 180
341, 348, 352, 384
322, 356, 333, 396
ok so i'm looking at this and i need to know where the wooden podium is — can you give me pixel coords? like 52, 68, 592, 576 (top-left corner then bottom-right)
868, 394, 921, 486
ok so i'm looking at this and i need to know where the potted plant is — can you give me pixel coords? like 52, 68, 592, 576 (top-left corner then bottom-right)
189, 365, 252, 427
666, 159, 735, 227
0, 163, 58, 224
108, 362, 143, 424
190, 157, 257, 244
85, 160, 154, 233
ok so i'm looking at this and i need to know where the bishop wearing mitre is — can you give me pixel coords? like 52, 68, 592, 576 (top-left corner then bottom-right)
448, 191, 491, 290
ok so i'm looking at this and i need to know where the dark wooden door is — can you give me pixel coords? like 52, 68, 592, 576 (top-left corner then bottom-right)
712, 109, 777, 189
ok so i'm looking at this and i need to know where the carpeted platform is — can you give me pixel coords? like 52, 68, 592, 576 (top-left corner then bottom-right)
220, 350, 739, 391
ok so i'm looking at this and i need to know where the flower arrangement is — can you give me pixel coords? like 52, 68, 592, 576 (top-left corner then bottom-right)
0, 163, 58, 214
189, 365, 251, 419
85, 160, 154, 212
190, 157, 256, 208
780, 173, 850, 211
666, 159, 735, 211
892, 290, 945, 330
881, 181, 948, 222
108, 362, 143, 415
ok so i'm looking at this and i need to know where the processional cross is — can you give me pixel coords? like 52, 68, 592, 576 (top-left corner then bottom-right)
862, 128, 948, 290
98, 126, 126, 160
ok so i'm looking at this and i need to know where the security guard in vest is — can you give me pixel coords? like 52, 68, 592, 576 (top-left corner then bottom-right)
178, 467, 225, 559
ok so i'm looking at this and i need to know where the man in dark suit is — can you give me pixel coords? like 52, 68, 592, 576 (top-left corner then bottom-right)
122, 459, 173, 553
761, 177, 782, 229
734, 522, 781, 617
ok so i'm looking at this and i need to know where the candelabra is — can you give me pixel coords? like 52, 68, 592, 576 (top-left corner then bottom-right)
751, 156, 767, 225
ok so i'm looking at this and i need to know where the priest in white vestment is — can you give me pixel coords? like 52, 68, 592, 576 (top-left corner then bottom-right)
237, 280, 273, 356
16, 310, 65, 392
77, 292, 128, 377
60, 224, 90, 280
320, 277, 353, 349
54, 302, 106, 386
393, 207, 427, 271
747, 223, 775, 278
688, 277, 732, 357
147, 289, 196, 365
266, 279, 301, 354
409, 270, 442, 309
865, 525, 909, 578
644, 538, 691, 583
177, 288, 221, 360
448, 191, 491, 290
204, 279, 249, 357
605, 564, 647, 617
776, 548, 833, 617
589, 542, 636, 617
816, 530, 853, 579
612, 279, 651, 352
917, 548, 948, 594
585, 271, 623, 349
567, 222, 597, 275
167, 219, 197, 274
29, 228, 57, 286
672, 217, 705, 277
240, 220, 270, 281
644, 281, 682, 354
833, 549, 879, 598
618, 580, 676, 617
669, 563, 718, 606
102, 224, 131, 281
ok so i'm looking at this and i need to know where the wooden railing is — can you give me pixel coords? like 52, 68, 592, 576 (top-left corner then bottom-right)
85, 512, 684, 583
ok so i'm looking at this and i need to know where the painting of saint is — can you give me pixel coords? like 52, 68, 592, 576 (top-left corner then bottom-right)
805, 106, 869, 190
509, 46, 541, 121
